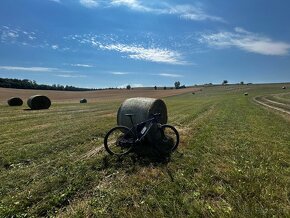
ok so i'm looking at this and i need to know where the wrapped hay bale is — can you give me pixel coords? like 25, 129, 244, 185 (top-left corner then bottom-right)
7, 97, 23, 106
27, 95, 51, 110
80, 98, 87, 103
282, 86, 286, 89
117, 98, 168, 156
244, 92, 248, 96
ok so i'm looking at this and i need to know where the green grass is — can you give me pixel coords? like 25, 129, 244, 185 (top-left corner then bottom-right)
1, 84, 290, 217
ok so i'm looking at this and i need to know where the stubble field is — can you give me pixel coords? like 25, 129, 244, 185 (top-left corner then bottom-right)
0, 83, 290, 217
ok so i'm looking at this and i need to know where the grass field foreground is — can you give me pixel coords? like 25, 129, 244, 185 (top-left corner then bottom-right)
0, 84, 290, 217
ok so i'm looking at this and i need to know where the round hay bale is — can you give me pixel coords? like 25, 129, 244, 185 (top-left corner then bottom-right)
244, 92, 248, 96
80, 98, 87, 103
117, 97, 167, 128
282, 86, 286, 89
7, 97, 23, 106
27, 95, 51, 110
117, 97, 168, 156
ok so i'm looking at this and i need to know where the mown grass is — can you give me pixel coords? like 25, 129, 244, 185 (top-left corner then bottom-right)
1, 84, 290, 217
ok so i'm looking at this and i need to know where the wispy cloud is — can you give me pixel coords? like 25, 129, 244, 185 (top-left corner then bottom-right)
71, 64, 94, 67
56, 74, 87, 78
0, 66, 73, 73
98, 43, 187, 65
49, 0, 61, 3
1, 26, 37, 45
79, 1, 224, 23
0, 66, 57, 72
79, 0, 98, 8
110, 0, 154, 12
51, 44, 59, 50
111, 71, 129, 75
172, 5, 225, 22
155, 73, 183, 78
199, 27, 290, 56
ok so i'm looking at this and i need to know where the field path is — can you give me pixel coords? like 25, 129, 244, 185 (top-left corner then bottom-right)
253, 96, 290, 115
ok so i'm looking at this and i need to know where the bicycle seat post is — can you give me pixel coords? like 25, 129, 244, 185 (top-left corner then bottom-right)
129, 116, 134, 126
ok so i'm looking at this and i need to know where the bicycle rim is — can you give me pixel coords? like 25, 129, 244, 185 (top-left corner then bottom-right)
160, 125, 179, 152
104, 126, 135, 156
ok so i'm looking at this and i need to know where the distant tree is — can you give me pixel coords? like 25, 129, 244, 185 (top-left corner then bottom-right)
174, 81, 180, 89
164, 86, 167, 90
240, 81, 244, 85
0, 77, 93, 91
126, 84, 131, 90
222, 80, 228, 85
154, 86, 157, 90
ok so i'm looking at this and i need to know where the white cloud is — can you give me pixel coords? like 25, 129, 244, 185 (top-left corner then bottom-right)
80, 0, 98, 8
71, 64, 94, 67
157, 73, 183, 78
49, 0, 61, 3
0, 66, 73, 73
0, 66, 57, 72
51, 44, 59, 50
169, 5, 224, 22
78, 1, 223, 23
111, 71, 129, 75
56, 74, 87, 78
1, 26, 37, 44
199, 27, 290, 56
98, 43, 187, 65
110, 0, 153, 12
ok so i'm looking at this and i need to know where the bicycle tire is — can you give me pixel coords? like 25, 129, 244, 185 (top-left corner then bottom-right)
159, 124, 179, 152
104, 126, 135, 156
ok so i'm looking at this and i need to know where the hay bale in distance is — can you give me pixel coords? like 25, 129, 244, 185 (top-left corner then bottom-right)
7, 97, 23, 106
80, 98, 87, 103
244, 92, 248, 96
282, 86, 286, 89
27, 95, 51, 110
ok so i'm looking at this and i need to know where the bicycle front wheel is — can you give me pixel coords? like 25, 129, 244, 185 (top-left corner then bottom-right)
159, 124, 179, 152
104, 126, 135, 156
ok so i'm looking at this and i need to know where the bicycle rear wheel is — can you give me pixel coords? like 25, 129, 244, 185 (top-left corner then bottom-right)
158, 124, 179, 153
104, 126, 135, 156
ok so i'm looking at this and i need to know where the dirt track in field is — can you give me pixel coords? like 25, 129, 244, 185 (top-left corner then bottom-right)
0, 87, 199, 104
254, 96, 290, 116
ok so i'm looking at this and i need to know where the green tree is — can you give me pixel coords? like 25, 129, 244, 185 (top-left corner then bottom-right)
174, 81, 180, 89
222, 80, 228, 85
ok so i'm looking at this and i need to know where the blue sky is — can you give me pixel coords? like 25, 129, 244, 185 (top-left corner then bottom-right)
0, 0, 290, 88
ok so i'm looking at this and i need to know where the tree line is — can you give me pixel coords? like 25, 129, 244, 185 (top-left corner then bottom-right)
0, 78, 95, 91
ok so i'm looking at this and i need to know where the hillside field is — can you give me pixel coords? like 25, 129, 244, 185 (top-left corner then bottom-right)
1, 83, 290, 217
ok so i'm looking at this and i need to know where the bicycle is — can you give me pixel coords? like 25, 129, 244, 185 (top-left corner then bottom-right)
104, 113, 179, 156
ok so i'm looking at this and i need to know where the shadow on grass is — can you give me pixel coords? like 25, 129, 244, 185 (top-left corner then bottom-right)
98, 148, 183, 173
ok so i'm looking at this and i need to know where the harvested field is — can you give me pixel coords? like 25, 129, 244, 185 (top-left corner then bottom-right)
254, 92, 290, 116
0, 87, 199, 104
1, 83, 290, 217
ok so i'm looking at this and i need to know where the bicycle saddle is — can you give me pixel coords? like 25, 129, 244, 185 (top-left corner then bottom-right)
125, 113, 135, 117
